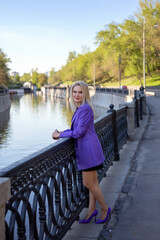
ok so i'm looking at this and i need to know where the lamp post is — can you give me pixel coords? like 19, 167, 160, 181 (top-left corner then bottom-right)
93, 63, 95, 88
143, 20, 146, 90
119, 54, 121, 88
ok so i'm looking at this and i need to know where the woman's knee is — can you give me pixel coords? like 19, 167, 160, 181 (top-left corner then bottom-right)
83, 176, 98, 190
83, 178, 90, 189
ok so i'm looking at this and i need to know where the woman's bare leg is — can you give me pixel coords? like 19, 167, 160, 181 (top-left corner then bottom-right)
82, 170, 109, 220
85, 191, 96, 219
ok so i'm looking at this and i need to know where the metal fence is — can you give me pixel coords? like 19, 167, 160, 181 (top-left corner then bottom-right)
95, 87, 129, 95
0, 93, 144, 240
133, 90, 144, 128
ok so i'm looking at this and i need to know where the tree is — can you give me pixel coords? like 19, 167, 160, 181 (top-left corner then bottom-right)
136, 0, 160, 72
0, 49, 11, 86
31, 69, 39, 86
37, 73, 48, 88
67, 51, 77, 63
15, 74, 20, 83
20, 73, 31, 83
81, 45, 90, 55
48, 68, 56, 85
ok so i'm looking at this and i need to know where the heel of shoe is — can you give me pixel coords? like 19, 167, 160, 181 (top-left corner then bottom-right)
94, 215, 97, 222
96, 207, 111, 224
78, 209, 98, 224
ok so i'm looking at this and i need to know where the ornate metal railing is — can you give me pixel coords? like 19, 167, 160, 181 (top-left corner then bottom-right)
96, 87, 129, 95
133, 90, 144, 128
0, 99, 144, 239
116, 107, 128, 150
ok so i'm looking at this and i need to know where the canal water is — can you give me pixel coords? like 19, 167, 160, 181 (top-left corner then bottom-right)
0, 93, 106, 170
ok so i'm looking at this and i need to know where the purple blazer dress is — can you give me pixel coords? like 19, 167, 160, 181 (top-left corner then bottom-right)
60, 103, 105, 170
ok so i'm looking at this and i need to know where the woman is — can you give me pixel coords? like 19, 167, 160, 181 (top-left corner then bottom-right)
52, 81, 111, 224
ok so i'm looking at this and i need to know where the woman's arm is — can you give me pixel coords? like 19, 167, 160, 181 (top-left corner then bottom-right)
52, 129, 71, 140
60, 106, 92, 139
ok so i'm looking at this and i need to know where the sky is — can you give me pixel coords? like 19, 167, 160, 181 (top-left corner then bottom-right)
0, 0, 140, 76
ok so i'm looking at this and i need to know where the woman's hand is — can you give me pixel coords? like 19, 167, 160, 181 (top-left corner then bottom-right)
52, 130, 60, 140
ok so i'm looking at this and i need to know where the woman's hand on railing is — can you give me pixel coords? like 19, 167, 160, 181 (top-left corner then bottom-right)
52, 129, 60, 140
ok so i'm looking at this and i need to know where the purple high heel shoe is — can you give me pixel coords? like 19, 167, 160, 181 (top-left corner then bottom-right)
96, 207, 111, 224
78, 209, 98, 223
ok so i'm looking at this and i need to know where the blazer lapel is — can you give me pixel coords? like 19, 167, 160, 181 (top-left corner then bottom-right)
71, 108, 78, 124
71, 108, 79, 130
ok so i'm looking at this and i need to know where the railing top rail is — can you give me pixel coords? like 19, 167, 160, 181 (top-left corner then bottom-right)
95, 87, 129, 95
44, 86, 67, 90
0, 138, 70, 178
116, 106, 127, 116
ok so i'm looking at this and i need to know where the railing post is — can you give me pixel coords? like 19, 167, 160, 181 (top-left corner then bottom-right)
136, 98, 139, 127
141, 94, 147, 115
0, 178, 11, 240
139, 85, 144, 94
136, 88, 147, 116
119, 102, 136, 141
140, 97, 143, 120
133, 94, 139, 128
107, 104, 120, 161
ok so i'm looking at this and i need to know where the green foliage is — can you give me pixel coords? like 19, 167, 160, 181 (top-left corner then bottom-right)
8, 73, 24, 88
67, 51, 77, 63
15, 74, 20, 83
0, 49, 11, 86
48, 68, 56, 85
37, 73, 48, 88
20, 73, 31, 83
31, 69, 39, 85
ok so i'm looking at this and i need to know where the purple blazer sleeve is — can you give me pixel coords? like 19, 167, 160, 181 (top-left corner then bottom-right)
60, 105, 92, 139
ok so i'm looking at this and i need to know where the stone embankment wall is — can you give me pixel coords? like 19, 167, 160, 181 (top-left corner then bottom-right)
41, 86, 69, 99
41, 86, 133, 109
0, 94, 11, 114
89, 89, 132, 109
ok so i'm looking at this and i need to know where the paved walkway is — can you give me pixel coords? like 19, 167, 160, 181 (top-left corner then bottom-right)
63, 95, 160, 240
98, 95, 160, 240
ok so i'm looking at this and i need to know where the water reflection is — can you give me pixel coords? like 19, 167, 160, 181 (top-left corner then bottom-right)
0, 109, 10, 145
0, 94, 73, 169
10, 94, 23, 111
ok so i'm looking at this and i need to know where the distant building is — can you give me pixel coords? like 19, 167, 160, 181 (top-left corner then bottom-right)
11, 71, 19, 77
23, 82, 32, 88
23, 82, 38, 93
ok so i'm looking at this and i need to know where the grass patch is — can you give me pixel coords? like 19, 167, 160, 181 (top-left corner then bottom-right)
61, 71, 160, 87
99, 72, 160, 87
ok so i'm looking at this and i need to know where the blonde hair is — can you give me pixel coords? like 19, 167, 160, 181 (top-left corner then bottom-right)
70, 81, 94, 114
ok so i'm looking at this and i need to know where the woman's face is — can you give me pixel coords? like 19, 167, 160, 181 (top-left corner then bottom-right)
73, 85, 83, 106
